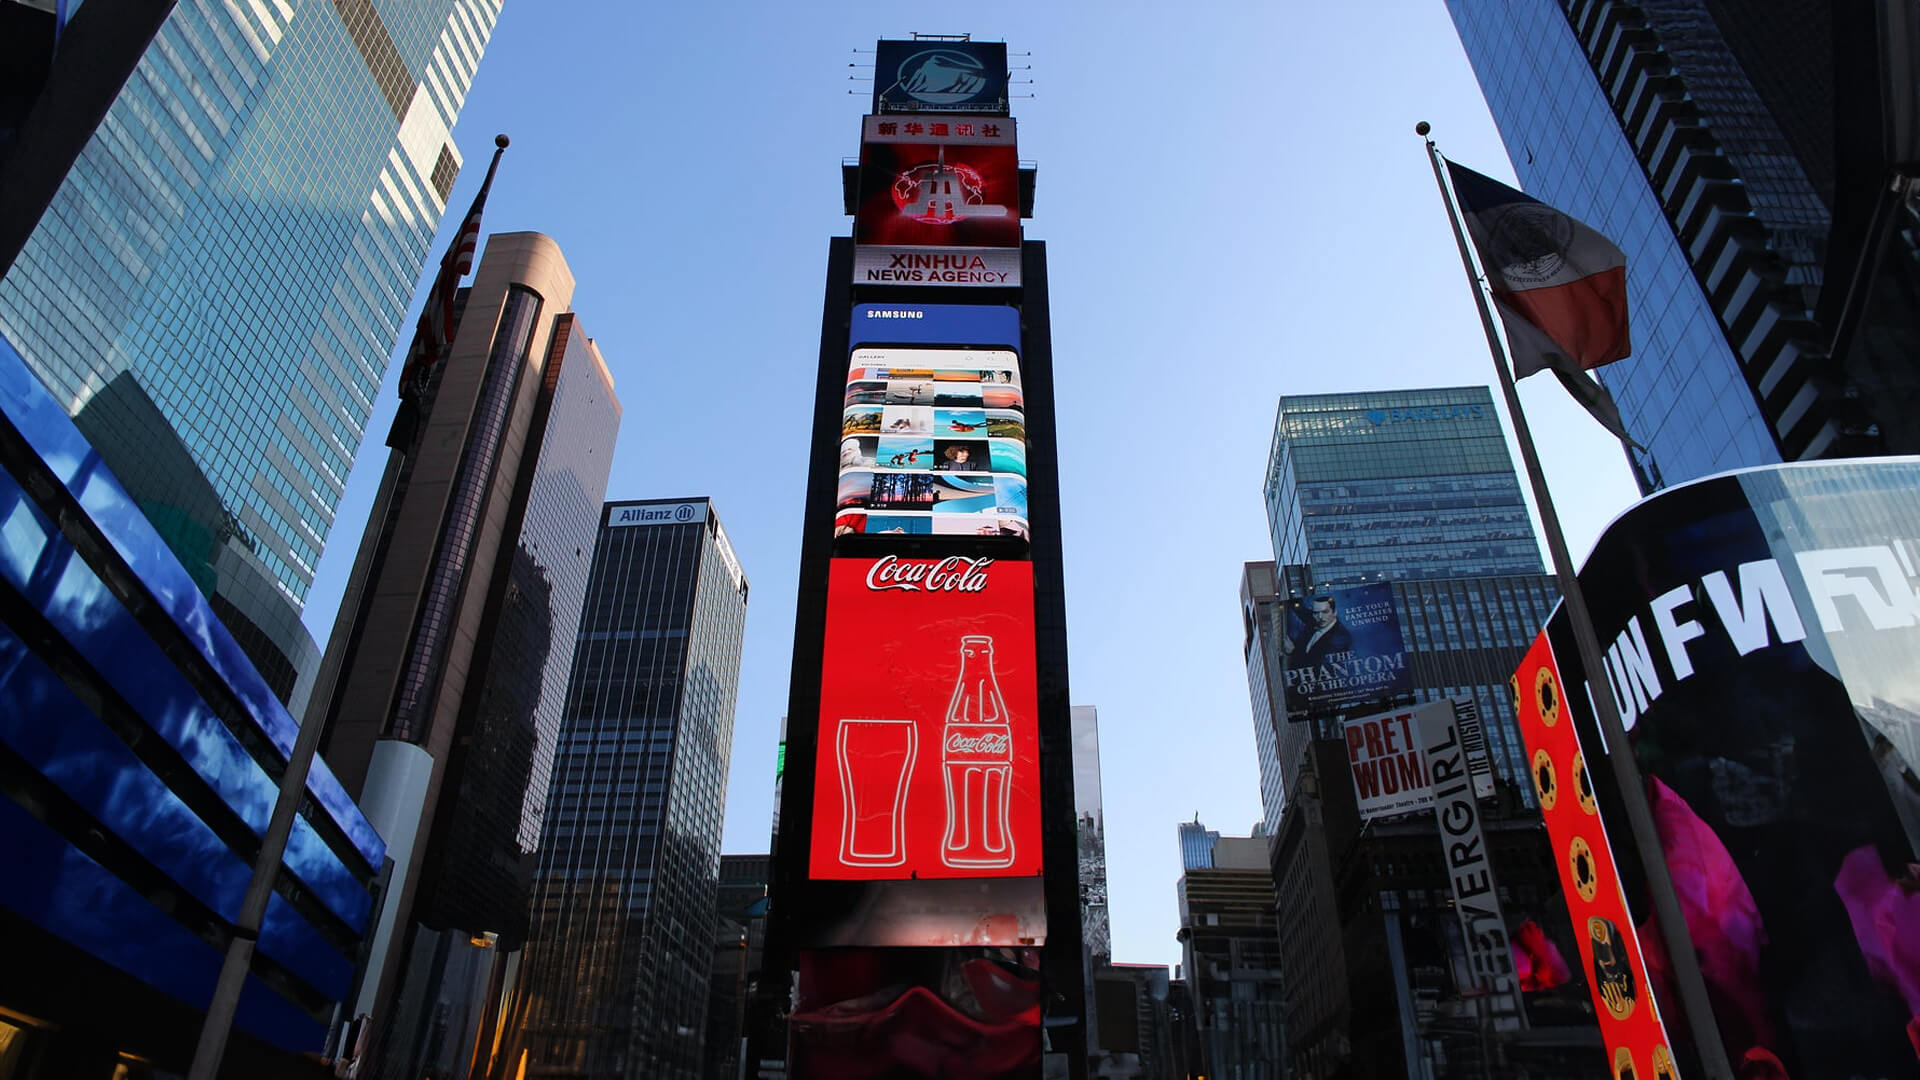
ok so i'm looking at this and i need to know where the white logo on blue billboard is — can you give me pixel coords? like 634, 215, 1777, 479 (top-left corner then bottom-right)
892, 49, 989, 104
1365, 405, 1487, 425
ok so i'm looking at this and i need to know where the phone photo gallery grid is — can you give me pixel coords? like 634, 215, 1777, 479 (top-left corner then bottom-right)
836, 347, 1028, 539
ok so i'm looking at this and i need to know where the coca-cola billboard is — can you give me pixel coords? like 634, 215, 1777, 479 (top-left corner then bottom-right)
811, 556, 1042, 881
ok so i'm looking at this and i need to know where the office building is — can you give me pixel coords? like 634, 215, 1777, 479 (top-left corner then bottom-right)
754, 36, 1085, 1079
1073, 705, 1111, 1059
1242, 562, 1288, 830
1175, 829, 1286, 1080
1256, 387, 1599, 1078
705, 854, 772, 1080
0, 0, 504, 706
503, 497, 749, 1080
1176, 816, 1218, 872
305, 233, 622, 1077
1265, 387, 1544, 585
1073, 706, 1110, 968
0, 330, 385, 1075
1088, 964, 1181, 1080
1446, 2, 1920, 487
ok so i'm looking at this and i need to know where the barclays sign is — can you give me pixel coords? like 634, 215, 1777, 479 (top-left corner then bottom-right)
1364, 404, 1488, 426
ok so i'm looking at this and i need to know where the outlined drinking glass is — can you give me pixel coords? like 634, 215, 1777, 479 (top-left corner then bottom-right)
837, 718, 918, 867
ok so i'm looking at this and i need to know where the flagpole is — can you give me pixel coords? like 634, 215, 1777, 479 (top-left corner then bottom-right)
186, 134, 510, 1080
1420, 124, 1733, 1080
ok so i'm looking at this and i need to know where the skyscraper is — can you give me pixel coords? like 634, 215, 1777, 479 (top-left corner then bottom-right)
0, 0, 503, 705
1242, 562, 1288, 830
1265, 386, 1544, 584
505, 497, 749, 1080
1177, 816, 1220, 871
304, 232, 622, 1077
1445, 2, 1920, 487
1175, 829, 1286, 1080
1255, 386, 1595, 1078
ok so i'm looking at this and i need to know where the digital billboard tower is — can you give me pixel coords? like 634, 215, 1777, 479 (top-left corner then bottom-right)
753, 36, 1084, 1080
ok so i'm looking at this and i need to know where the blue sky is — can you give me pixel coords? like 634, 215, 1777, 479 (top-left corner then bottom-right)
303, 0, 1643, 972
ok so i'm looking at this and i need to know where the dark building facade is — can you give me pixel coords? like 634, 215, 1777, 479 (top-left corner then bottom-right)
503, 498, 749, 1080
1175, 831, 1286, 1080
304, 233, 622, 1079
0, 329, 385, 1077
1447, 1, 1920, 487
1255, 387, 1601, 1079
706, 854, 771, 1080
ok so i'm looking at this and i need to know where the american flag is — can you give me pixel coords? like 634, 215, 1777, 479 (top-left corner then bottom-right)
395, 137, 507, 403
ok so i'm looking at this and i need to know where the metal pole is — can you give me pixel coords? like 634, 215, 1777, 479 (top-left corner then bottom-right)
187, 701, 330, 1080
1419, 126, 1734, 1080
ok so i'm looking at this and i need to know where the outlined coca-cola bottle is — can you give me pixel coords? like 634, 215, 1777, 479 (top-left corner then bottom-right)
941, 634, 1016, 868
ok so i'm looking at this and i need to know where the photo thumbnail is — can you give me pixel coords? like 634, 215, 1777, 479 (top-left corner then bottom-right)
881, 405, 933, 436
930, 474, 996, 514
883, 379, 936, 406
934, 439, 990, 472
875, 435, 935, 470
839, 436, 878, 470
985, 410, 1025, 441
988, 438, 1026, 477
837, 471, 874, 510
934, 382, 984, 407
845, 380, 888, 408
983, 384, 1023, 410
869, 472, 936, 510
935, 407, 988, 436
843, 405, 882, 437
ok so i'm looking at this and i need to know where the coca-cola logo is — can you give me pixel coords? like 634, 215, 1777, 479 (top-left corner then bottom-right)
866, 555, 993, 593
946, 731, 1011, 755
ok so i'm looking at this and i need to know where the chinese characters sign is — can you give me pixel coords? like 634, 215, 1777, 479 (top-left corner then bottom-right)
854, 115, 1021, 288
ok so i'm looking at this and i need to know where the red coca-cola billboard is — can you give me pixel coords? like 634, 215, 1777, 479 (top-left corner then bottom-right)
810, 555, 1043, 881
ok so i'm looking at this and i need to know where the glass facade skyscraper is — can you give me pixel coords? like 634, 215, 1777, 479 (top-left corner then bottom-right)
1444, 0, 1781, 490
1265, 386, 1545, 584
1253, 385, 1588, 1078
1445, 1, 1920, 486
0, 0, 503, 704
506, 499, 749, 1080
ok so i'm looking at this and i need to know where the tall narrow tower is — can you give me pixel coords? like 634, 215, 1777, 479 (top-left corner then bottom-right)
754, 36, 1085, 1080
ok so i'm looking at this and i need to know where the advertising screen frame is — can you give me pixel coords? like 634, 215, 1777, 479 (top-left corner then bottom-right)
872, 41, 1011, 115
1280, 581, 1412, 719
808, 555, 1044, 882
1523, 459, 1920, 1080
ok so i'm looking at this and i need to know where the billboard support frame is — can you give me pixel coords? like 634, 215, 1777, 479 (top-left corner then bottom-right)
1424, 131, 1733, 1079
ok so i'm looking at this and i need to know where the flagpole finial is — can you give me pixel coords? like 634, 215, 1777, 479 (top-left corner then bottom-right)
1415, 121, 1431, 137
494, 134, 510, 149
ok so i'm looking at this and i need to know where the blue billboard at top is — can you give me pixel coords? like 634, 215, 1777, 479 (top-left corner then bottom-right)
873, 40, 1010, 115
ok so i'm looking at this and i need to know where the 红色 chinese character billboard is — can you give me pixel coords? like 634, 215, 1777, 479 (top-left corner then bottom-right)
1281, 582, 1410, 718
872, 41, 1010, 116
1521, 458, 1920, 1080
853, 115, 1020, 289
809, 556, 1042, 881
